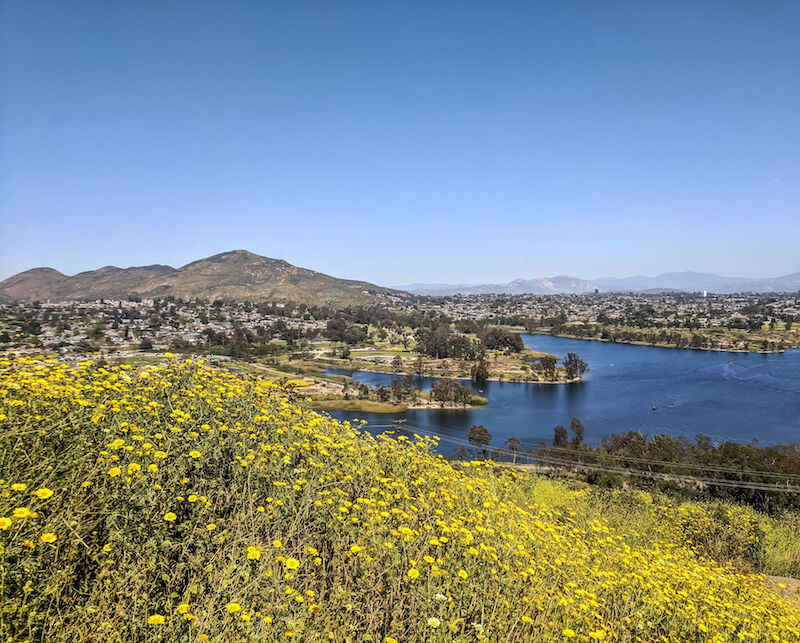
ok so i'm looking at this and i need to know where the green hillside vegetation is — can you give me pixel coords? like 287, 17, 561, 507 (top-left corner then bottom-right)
1, 356, 799, 641
541, 321, 800, 352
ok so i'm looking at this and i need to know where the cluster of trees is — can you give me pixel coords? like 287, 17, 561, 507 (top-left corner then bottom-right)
548, 323, 788, 352
414, 325, 483, 360
414, 322, 526, 361
162, 323, 291, 359
430, 377, 476, 407
479, 326, 524, 352
530, 353, 588, 382
537, 422, 800, 513
336, 375, 473, 408
454, 320, 525, 352
323, 317, 368, 345
372, 376, 421, 405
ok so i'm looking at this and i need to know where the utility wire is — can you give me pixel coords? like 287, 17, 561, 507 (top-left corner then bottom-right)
390, 419, 800, 481
360, 421, 800, 494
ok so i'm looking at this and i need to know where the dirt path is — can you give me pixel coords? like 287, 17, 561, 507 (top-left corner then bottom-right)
766, 576, 800, 607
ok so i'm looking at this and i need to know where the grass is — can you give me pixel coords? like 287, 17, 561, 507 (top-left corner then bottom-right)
761, 513, 800, 579
308, 399, 408, 413
1, 355, 799, 641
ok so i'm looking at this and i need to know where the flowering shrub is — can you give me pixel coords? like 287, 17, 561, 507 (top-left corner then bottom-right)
0, 356, 798, 641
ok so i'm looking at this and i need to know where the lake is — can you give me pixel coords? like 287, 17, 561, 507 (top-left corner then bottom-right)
326, 334, 800, 456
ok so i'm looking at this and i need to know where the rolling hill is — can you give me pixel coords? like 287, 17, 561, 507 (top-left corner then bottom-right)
0, 250, 403, 306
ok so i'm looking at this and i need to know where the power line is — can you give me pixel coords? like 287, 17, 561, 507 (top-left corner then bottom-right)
360, 421, 800, 495
530, 445, 800, 481
379, 419, 800, 481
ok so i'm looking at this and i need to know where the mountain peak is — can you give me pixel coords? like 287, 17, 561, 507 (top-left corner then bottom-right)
0, 251, 398, 306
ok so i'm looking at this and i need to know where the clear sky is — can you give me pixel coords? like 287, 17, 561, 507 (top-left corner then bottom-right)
1, 1, 798, 285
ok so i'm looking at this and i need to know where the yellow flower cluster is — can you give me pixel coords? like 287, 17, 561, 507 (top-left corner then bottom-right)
0, 355, 798, 641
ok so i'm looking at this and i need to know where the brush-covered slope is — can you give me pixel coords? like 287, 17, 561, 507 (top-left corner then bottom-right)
1, 357, 798, 641
0, 267, 70, 301
142, 250, 396, 305
0, 250, 401, 306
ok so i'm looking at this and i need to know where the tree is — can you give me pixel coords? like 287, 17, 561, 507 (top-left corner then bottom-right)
389, 378, 403, 403
468, 424, 492, 458
570, 417, 585, 448
562, 353, 588, 380
470, 359, 489, 386
505, 436, 522, 463
139, 337, 153, 350
391, 355, 403, 372
539, 356, 558, 381
553, 425, 568, 447
344, 324, 367, 345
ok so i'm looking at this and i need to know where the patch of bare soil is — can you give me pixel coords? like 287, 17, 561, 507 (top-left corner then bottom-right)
766, 576, 800, 607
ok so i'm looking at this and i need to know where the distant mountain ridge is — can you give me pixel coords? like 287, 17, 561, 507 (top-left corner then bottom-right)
3, 256, 798, 304
0, 250, 402, 306
397, 271, 800, 295
396, 276, 597, 296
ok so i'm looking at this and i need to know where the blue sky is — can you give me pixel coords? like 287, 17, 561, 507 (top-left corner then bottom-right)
1, 1, 798, 285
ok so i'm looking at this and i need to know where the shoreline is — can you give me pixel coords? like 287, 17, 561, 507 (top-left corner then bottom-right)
523, 331, 791, 354
321, 362, 583, 385
309, 399, 482, 414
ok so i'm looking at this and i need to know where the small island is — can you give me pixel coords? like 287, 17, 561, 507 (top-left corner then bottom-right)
256, 325, 588, 413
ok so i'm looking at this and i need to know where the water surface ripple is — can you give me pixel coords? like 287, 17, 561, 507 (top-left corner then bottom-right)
327, 335, 800, 455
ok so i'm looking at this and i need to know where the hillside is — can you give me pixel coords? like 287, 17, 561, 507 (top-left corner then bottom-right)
0, 250, 403, 306
1, 355, 798, 641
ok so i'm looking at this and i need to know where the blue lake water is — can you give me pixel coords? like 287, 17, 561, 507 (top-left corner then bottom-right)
326, 334, 800, 455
